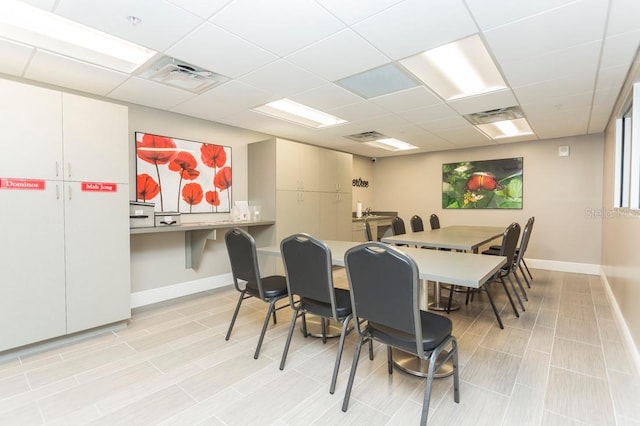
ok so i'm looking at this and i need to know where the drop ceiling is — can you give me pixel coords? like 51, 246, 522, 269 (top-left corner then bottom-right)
3, 0, 640, 157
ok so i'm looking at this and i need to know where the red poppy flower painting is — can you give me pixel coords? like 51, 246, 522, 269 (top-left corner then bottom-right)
135, 132, 232, 213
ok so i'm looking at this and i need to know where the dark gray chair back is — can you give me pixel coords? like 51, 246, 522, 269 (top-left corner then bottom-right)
391, 216, 406, 236
515, 217, 534, 267
345, 242, 422, 353
225, 228, 265, 299
429, 214, 441, 230
364, 220, 374, 241
280, 234, 338, 320
499, 222, 521, 268
410, 215, 424, 232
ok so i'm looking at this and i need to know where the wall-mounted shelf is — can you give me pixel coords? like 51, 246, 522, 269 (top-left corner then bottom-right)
130, 220, 275, 269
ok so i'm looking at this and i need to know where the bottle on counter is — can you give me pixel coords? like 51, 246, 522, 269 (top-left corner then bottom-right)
356, 201, 362, 218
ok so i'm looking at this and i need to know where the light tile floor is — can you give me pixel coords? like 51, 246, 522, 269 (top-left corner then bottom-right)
0, 269, 638, 425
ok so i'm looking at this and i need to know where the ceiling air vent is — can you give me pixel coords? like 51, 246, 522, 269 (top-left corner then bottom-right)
137, 56, 229, 94
464, 106, 524, 125
344, 131, 388, 143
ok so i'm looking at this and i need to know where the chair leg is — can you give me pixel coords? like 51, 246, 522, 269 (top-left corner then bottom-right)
321, 317, 327, 344
513, 270, 529, 301
451, 337, 460, 403
387, 345, 394, 374
446, 285, 455, 313
507, 274, 525, 312
279, 310, 300, 370
301, 313, 308, 337
225, 290, 246, 341
522, 258, 533, 280
272, 307, 277, 325
330, 315, 352, 394
500, 276, 520, 318
254, 298, 278, 359
420, 348, 440, 426
368, 339, 374, 360
483, 285, 504, 329
342, 336, 365, 412
519, 264, 531, 288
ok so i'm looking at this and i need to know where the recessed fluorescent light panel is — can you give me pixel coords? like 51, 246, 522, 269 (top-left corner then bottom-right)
252, 99, 347, 128
0, 0, 157, 73
336, 63, 420, 99
476, 118, 534, 139
365, 138, 418, 151
399, 35, 507, 101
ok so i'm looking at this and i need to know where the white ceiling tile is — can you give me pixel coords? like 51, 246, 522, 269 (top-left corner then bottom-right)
290, 84, 362, 111
327, 101, 392, 122
286, 29, 390, 81
108, 77, 197, 109
499, 42, 600, 88
399, 104, 460, 125
596, 65, 629, 91
439, 127, 492, 147
447, 89, 518, 115
0, 38, 33, 76
210, 0, 344, 57
239, 60, 326, 98
600, 30, 640, 69
371, 86, 442, 112
25, 51, 130, 96
420, 115, 470, 132
465, 0, 576, 30
520, 92, 593, 117
55, 0, 203, 51
315, 0, 404, 25
166, 22, 277, 78
589, 105, 614, 133
171, 80, 274, 120
21, 0, 56, 11
527, 107, 590, 138
484, 0, 608, 62
606, 0, 640, 36
353, 0, 478, 60
513, 74, 596, 104
166, 0, 230, 19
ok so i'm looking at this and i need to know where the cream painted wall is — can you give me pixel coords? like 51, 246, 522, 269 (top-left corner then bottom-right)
129, 106, 271, 293
601, 104, 640, 352
365, 134, 604, 265
352, 155, 375, 212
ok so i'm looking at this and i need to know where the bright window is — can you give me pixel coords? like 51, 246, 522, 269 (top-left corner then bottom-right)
614, 82, 640, 209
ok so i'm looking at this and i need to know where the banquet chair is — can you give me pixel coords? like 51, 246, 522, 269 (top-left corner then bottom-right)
488, 216, 535, 283
410, 214, 424, 232
224, 228, 289, 359
429, 213, 441, 230
279, 234, 353, 394
478, 222, 523, 329
342, 242, 459, 426
391, 216, 407, 235
364, 219, 374, 242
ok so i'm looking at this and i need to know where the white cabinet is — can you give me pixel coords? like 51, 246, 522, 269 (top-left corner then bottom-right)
275, 139, 320, 191
276, 190, 320, 238
0, 79, 130, 351
319, 149, 352, 193
320, 192, 353, 240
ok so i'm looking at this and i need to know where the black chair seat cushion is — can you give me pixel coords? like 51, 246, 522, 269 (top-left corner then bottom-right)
368, 310, 452, 353
490, 245, 522, 254
246, 275, 288, 299
300, 288, 352, 319
482, 248, 500, 255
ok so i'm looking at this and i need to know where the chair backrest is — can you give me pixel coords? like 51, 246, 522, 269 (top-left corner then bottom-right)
225, 228, 264, 299
499, 222, 521, 268
410, 215, 424, 232
391, 216, 406, 235
345, 242, 423, 355
364, 220, 374, 241
515, 217, 534, 266
429, 214, 441, 230
280, 233, 339, 320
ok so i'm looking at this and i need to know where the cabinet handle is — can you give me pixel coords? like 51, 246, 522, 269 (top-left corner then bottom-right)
55, 161, 59, 177
68, 185, 72, 200
56, 184, 60, 200
67, 162, 71, 178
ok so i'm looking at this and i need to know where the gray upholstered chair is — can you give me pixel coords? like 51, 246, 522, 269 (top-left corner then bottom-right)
410, 214, 424, 232
224, 228, 289, 359
342, 242, 459, 425
279, 234, 353, 394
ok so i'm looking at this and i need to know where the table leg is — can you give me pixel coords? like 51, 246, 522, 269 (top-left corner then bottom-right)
428, 281, 461, 311
301, 316, 342, 338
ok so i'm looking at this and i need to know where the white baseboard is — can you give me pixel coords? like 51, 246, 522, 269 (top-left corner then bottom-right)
599, 269, 640, 376
525, 258, 600, 275
130, 273, 234, 308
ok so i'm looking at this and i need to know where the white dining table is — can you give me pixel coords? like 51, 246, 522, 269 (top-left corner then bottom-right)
381, 225, 506, 311
256, 239, 506, 378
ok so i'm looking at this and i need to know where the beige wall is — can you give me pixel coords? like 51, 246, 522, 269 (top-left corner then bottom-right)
601, 104, 640, 352
352, 155, 375, 212
364, 134, 604, 265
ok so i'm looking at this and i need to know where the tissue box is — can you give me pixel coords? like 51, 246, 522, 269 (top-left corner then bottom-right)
129, 202, 154, 228
155, 212, 181, 226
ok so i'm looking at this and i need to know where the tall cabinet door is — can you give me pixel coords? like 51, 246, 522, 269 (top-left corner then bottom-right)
62, 94, 129, 183
0, 184, 66, 351
64, 182, 131, 333
0, 79, 63, 180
